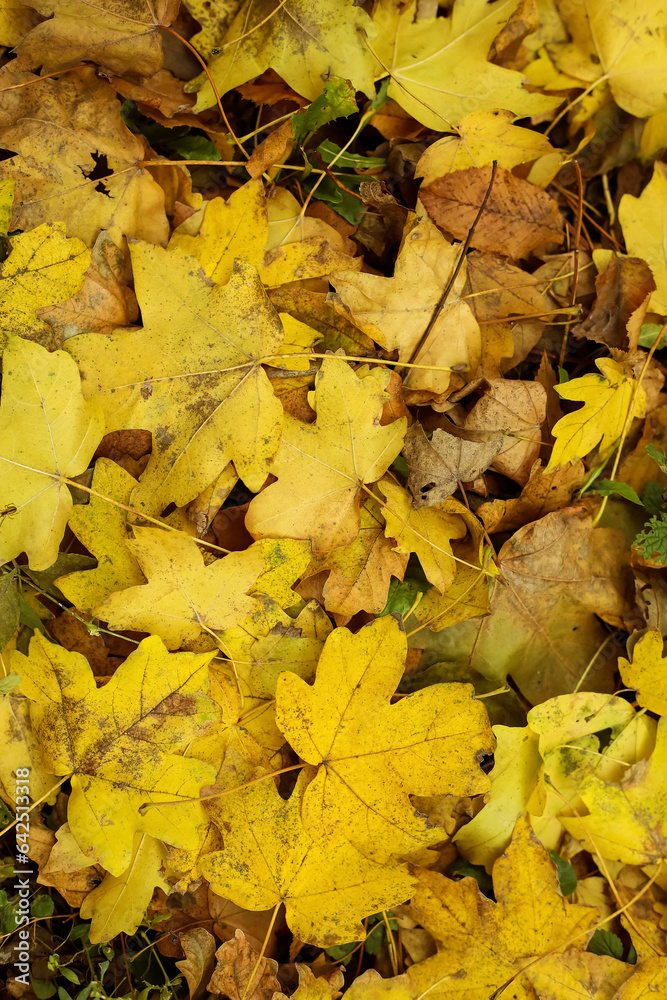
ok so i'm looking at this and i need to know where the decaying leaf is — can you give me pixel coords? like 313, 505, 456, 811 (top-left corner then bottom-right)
16, 0, 180, 77
0, 66, 195, 248
331, 219, 481, 395
207, 929, 279, 1000
402, 423, 504, 506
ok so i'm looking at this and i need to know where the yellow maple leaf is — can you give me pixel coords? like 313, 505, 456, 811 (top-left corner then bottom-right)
0, 335, 104, 571
0, 3, 39, 47
370, 0, 558, 131
545, 357, 646, 472
545, 0, 667, 119
186, 0, 376, 111
97, 529, 310, 651
619, 630, 667, 716
0, 66, 197, 248
405, 817, 598, 998
16, 0, 179, 77
0, 222, 90, 345
562, 716, 667, 865
55, 459, 145, 614
0, 669, 58, 808
171, 181, 359, 290
619, 163, 667, 315
200, 770, 416, 946
68, 247, 287, 515
416, 109, 567, 188
12, 633, 217, 875
275, 616, 493, 860
455, 692, 654, 871
235, 601, 333, 699
273, 965, 344, 1000
246, 358, 407, 555
379, 480, 468, 595
331, 218, 480, 395
80, 833, 170, 943
169, 180, 267, 286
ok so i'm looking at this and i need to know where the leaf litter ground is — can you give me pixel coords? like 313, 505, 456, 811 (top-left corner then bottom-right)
2, 1, 667, 998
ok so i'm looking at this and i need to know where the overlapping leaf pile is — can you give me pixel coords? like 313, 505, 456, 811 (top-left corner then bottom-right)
2, 1, 667, 998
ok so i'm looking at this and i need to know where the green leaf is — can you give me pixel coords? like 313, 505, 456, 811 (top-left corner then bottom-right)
31, 893, 55, 918
31, 978, 57, 1000
304, 175, 365, 224
634, 513, 667, 564
548, 850, 578, 896
292, 77, 357, 146
646, 442, 667, 474
0, 570, 19, 649
0, 888, 19, 933
378, 573, 430, 619
642, 480, 665, 515
163, 134, 221, 161
0, 674, 20, 695
588, 928, 624, 960
448, 858, 495, 900
590, 480, 642, 505
316, 139, 386, 170
60, 968, 81, 985
324, 942, 356, 966
370, 77, 390, 112
558, 367, 569, 383
69, 923, 90, 943
638, 321, 667, 350
18, 592, 47, 636
364, 923, 386, 955
391, 455, 409, 478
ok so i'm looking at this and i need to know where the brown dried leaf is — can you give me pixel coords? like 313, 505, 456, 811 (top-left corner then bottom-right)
175, 928, 217, 1000
464, 250, 548, 377
421, 165, 564, 258
403, 422, 504, 506
297, 498, 408, 619
246, 120, 294, 180
207, 928, 280, 999
463, 379, 547, 485
37, 231, 138, 338
572, 256, 656, 350
477, 459, 586, 533
106, 69, 196, 119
